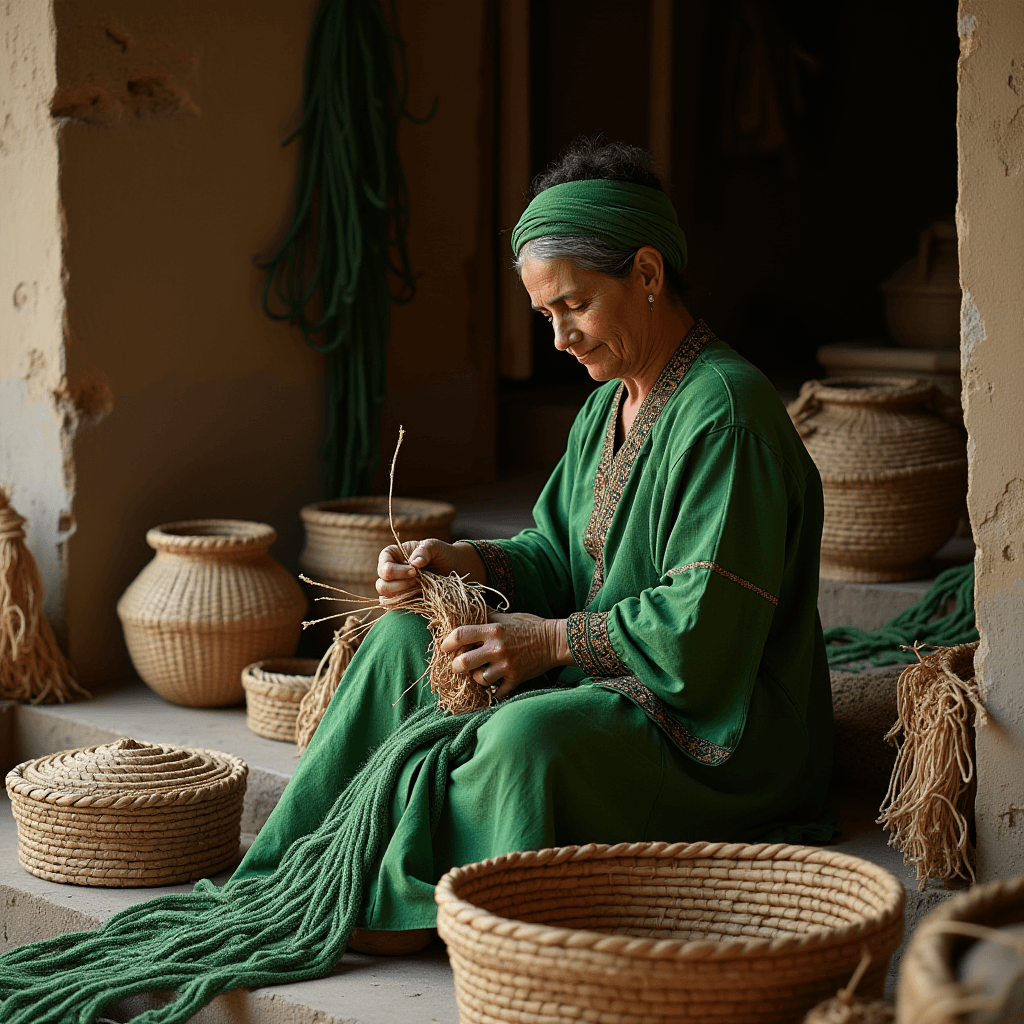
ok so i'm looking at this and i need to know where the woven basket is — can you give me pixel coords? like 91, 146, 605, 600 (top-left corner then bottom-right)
789, 378, 966, 582
896, 876, 1024, 1024
242, 657, 319, 742
299, 497, 456, 603
118, 520, 307, 707
436, 842, 907, 1024
6, 737, 247, 887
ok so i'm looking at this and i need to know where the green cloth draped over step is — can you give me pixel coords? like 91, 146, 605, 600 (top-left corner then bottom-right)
511, 179, 689, 270
0, 691, 545, 1024
824, 562, 977, 668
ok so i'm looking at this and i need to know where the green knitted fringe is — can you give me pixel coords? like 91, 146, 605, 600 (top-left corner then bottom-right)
824, 562, 977, 669
0, 694, 549, 1024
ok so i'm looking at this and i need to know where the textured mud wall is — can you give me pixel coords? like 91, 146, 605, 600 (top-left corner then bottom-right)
55, 1, 325, 686
957, 2, 1024, 880
0, 3, 72, 637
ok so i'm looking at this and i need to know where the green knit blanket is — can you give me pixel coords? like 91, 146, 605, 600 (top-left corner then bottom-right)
0, 694, 549, 1024
824, 562, 977, 668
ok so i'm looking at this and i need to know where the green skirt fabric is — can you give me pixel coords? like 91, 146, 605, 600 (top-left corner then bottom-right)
233, 610, 835, 930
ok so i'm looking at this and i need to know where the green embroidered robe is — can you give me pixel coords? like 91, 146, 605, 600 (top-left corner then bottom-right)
234, 321, 836, 930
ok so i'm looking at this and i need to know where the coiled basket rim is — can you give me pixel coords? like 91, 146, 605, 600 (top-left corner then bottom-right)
435, 841, 907, 962
300, 496, 456, 530
145, 519, 277, 553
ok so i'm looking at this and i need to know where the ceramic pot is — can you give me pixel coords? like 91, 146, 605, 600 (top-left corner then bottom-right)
881, 220, 961, 348
789, 377, 966, 582
299, 497, 457, 604
117, 520, 306, 707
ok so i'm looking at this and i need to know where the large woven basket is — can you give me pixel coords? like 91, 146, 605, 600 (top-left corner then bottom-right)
896, 875, 1024, 1024
299, 497, 456, 602
241, 657, 319, 742
118, 520, 307, 707
789, 377, 966, 582
6, 737, 247, 887
436, 842, 906, 1024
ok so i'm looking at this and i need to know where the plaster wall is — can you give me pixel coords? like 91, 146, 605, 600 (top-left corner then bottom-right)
957, 1, 1024, 880
0, 2, 72, 635
55, 1, 325, 686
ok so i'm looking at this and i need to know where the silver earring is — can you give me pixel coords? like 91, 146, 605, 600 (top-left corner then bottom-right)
648, 294, 654, 304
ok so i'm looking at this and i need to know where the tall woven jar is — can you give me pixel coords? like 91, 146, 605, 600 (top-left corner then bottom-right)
117, 520, 306, 708
789, 377, 966, 582
299, 497, 456, 602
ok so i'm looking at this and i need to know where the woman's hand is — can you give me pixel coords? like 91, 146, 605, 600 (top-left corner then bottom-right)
439, 611, 573, 699
376, 539, 486, 603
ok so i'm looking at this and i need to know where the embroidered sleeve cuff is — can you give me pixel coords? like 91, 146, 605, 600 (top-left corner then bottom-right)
466, 540, 517, 609
566, 611, 631, 678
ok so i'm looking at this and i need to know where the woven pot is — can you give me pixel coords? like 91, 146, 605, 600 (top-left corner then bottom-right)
242, 657, 319, 742
117, 520, 307, 708
790, 378, 966, 582
299, 497, 457, 602
436, 842, 906, 1024
6, 736, 247, 887
897, 876, 1024, 1024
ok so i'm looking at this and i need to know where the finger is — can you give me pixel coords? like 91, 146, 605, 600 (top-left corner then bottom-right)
407, 538, 441, 569
495, 677, 519, 700
376, 576, 419, 599
439, 623, 492, 654
451, 643, 496, 675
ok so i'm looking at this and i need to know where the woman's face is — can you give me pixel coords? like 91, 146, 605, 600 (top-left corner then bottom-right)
519, 256, 651, 383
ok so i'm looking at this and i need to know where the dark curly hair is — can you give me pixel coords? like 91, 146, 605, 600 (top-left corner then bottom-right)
518, 137, 686, 299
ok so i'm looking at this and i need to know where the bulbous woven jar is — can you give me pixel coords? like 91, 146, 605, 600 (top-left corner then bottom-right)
436, 842, 906, 1024
299, 497, 456, 601
789, 377, 967, 582
117, 520, 307, 707
6, 736, 247, 887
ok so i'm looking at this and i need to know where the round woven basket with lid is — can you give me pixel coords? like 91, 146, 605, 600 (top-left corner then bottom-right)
118, 520, 307, 707
6, 737, 247, 887
299, 497, 456, 603
436, 841, 906, 1024
789, 377, 966, 582
241, 657, 320, 742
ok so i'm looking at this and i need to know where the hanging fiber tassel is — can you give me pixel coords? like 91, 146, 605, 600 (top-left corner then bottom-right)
878, 641, 984, 889
0, 689, 561, 1024
294, 613, 369, 754
0, 489, 88, 704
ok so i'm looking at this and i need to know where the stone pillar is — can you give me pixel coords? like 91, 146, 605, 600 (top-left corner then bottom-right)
0, 1, 73, 638
957, 1, 1024, 880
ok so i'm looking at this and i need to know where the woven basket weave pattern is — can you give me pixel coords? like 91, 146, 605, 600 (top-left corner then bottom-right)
118, 520, 306, 707
241, 658, 319, 742
791, 378, 966, 583
436, 842, 905, 1024
299, 497, 456, 598
6, 737, 247, 887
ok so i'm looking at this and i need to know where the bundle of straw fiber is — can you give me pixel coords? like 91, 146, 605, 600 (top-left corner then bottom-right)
803, 950, 894, 1023
878, 641, 983, 889
300, 426, 506, 717
0, 489, 87, 704
295, 614, 368, 753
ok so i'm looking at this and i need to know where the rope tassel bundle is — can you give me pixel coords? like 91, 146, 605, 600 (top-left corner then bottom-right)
878, 641, 984, 889
0, 490, 88, 704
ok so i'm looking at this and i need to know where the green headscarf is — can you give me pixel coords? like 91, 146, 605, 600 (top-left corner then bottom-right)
511, 179, 688, 271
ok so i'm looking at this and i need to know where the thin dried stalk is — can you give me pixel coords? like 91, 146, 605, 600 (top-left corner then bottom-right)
297, 426, 508, 717
0, 489, 89, 704
295, 613, 371, 753
878, 641, 985, 889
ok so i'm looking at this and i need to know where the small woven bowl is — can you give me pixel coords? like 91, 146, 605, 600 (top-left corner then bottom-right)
436, 841, 906, 1024
6, 737, 247, 887
242, 658, 320, 742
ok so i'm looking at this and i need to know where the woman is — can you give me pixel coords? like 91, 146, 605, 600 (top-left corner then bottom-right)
234, 139, 837, 950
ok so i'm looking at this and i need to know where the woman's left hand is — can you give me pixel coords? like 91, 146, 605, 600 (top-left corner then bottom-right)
439, 611, 572, 700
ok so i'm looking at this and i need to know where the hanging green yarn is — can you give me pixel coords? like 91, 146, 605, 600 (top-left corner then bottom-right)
260, 0, 433, 497
0, 694, 554, 1024
824, 562, 977, 669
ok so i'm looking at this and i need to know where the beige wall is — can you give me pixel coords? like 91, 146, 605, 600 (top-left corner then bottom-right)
957, 1, 1024, 881
0, 0, 498, 688
0, 2, 71, 637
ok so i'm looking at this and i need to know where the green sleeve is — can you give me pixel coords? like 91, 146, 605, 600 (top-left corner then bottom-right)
467, 450, 577, 619
566, 426, 791, 751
